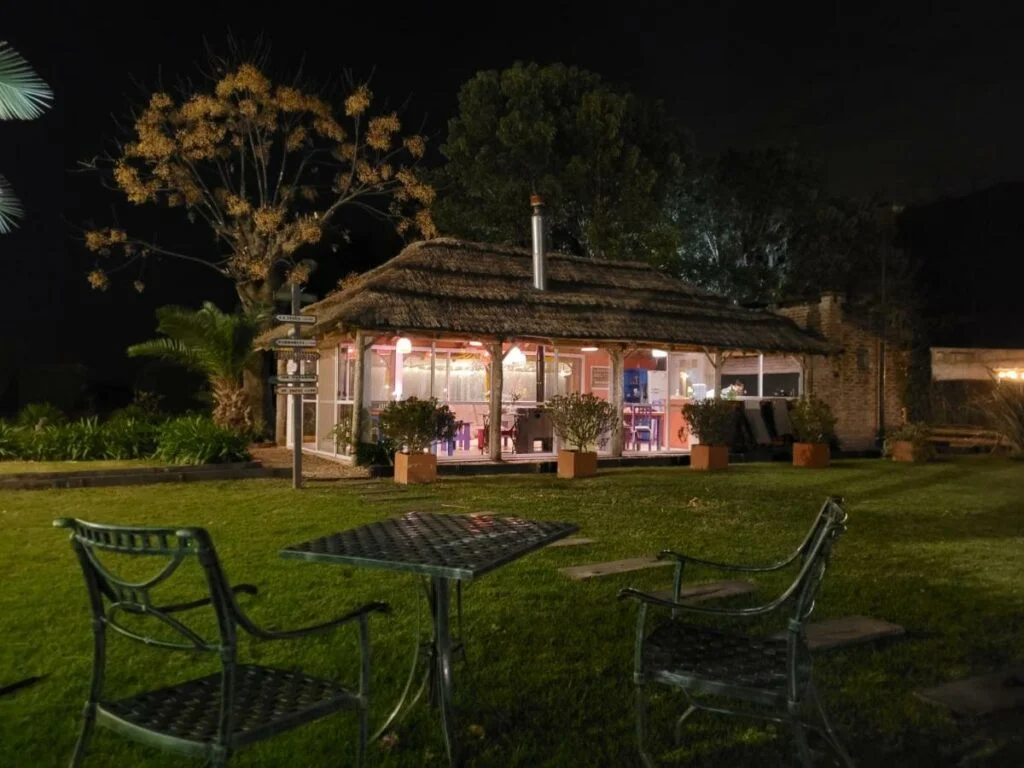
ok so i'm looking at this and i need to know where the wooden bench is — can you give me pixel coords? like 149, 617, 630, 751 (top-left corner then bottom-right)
927, 425, 1007, 452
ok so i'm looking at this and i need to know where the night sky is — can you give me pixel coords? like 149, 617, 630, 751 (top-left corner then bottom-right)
4, 0, 1024, 394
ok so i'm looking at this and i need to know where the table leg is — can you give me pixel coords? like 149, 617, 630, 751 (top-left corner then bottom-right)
431, 576, 459, 765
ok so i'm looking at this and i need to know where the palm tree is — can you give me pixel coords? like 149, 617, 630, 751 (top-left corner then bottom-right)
0, 41, 53, 233
128, 303, 267, 433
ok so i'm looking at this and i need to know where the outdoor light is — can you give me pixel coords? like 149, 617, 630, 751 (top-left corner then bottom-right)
652, 349, 668, 358
581, 346, 599, 352
997, 369, 1021, 380
396, 337, 413, 354
505, 345, 526, 365
468, 340, 483, 347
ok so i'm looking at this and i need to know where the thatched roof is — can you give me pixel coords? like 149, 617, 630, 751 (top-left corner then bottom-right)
259, 238, 831, 354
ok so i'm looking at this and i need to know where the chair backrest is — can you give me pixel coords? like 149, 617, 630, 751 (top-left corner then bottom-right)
55, 518, 236, 653
789, 498, 847, 626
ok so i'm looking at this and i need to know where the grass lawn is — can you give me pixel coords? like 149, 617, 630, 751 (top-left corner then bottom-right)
0, 459, 167, 475
1, 457, 1022, 766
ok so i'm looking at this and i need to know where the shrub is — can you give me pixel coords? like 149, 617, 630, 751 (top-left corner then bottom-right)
103, 418, 161, 459
331, 420, 353, 454
788, 396, 837, 445
156, 416, 250, 465
378, 397, 458, 453
108, 403, 165, 425
544, 392, 618, 452
883, 422, 934, 459
0, 422, 21, 459
354, 438, 398, 467
988, 381, 1024, 454
681, 399, 735, 446
16, 402, 66, 430
60, 417, 107, 460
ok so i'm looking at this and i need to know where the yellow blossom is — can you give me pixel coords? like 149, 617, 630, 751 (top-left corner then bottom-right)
149, 92, 173, 110
225, 195, 252, 217
253, 206, 285, 234
345, 85, 372, 117
366, 113, 400, 151
285, 126, 307, 152
87, 269, 109, 291
133, 280, 145, 293
414, 209, 438, 239
287, 262, 312, 285
238, 99, 258, 118
299, 186, 318, 201
403, 135, 427, 159
85, 231, 108, 252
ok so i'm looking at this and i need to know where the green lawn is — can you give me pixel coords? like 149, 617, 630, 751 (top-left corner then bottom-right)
0, 459, 166, 475
1, 458, 1022, 766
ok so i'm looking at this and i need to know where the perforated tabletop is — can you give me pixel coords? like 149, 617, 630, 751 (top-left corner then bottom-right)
280, 512, 578, 580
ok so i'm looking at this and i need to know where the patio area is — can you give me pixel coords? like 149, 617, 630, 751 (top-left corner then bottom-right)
3, 456, 1022, 766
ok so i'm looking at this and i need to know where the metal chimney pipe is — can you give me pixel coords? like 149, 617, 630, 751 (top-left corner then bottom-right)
530, 194, 546, 290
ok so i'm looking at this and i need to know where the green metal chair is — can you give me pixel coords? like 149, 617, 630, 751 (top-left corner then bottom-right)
619, 497, 853, 767
55, 518, 390, 767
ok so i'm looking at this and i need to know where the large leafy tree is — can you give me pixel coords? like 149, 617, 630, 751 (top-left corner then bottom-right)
0, 41, 53, 233
128, 303, 267, 433
84, 47, 436, 309
433, 62, 683, 261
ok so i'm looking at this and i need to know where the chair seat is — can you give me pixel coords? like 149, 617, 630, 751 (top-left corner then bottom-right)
100, 664, 362, 749
644, 621, 796, 703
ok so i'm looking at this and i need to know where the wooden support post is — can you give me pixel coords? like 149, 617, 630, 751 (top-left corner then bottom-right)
488, 341, 504, 462
351, 331, 367, 446
757, 353, 765, 398
274, 357, 287, 445
609, 348, 625, 457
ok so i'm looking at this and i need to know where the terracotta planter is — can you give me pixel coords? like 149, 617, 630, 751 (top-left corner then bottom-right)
690, 444, 729, 470
892, 440, 928, 463
394, 452, 437, 484
557, 449, 598, 479
793, 442, 830, 469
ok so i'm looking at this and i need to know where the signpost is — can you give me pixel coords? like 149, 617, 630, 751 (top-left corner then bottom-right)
274, 284, 319, 489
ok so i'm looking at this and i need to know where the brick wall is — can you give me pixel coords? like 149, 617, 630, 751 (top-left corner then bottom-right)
777, 295, 905, 451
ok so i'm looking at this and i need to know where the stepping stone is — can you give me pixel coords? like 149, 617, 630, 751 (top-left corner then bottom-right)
771, 615, 905, 651
916, 666, 1024, 716
650, 580, 758, 604
547, 537, 597, 548
560, 557, 673, 581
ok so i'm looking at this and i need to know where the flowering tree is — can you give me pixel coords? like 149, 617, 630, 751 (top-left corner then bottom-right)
83, 55, 436, 309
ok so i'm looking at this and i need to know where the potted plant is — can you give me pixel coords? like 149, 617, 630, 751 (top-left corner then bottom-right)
681, 399, 735, 470
544, 393, 618, 479
885, 422, 934, 463
788, 396, 836, 468
378, 397, 458, 484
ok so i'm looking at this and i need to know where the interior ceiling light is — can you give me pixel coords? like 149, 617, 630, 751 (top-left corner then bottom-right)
652, 349, 668, 358
505, 345, 526, 365
396, 337, 412, 354
581, 346, 599, 352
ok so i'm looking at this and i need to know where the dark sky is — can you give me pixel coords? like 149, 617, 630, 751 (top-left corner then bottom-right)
3, 0, 1023, 390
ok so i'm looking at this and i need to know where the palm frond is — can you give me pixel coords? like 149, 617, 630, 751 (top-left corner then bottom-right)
127, 338, 205, 374
0, 42, 53, 121
0, 173, 23, 233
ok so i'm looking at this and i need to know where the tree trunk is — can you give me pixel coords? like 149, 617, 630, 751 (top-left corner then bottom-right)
212, 385, 256, 435
236, 279, 277, 441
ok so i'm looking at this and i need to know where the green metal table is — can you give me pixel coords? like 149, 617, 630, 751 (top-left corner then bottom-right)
280, 511, 577, 766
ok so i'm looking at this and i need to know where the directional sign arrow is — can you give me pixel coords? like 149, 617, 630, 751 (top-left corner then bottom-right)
274, 350, 320, 361
275, 314, 317, 325
270, 374, 318, 384
275, 385, 318, 396
273, 337, 317, 348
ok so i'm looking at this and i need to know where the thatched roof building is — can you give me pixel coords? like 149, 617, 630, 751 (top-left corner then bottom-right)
259, 238, 830, 354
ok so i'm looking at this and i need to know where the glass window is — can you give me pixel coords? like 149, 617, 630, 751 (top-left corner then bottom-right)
503, 357, 536, 402
447, 353, 487, 402
370, 348, 395, 403
764, 373, 800, 397
671, 354, 709, 398
402, 351, 433, 400
432, 352, 449, 399
546, 355, 582, 397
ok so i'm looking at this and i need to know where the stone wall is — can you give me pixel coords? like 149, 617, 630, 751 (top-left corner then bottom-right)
777, 295, 905, 451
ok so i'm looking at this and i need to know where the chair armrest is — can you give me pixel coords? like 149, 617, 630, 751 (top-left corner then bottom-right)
618, 587, 783, 618
657, 549, 799, 573
158, 584, 259, 614
233, 600, 391, 641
